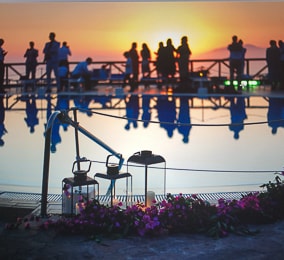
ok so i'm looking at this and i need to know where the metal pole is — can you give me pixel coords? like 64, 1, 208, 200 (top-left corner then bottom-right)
40, 126, 51, 217
61, 110, 124, 167
145, 165, 148, 207
73, 108, 81, 170
40, 111, 61, 217
40, 109, 125, 216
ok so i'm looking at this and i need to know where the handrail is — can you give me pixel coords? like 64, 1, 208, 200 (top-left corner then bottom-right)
2, 58, 268, 85
41, 108, 124, 217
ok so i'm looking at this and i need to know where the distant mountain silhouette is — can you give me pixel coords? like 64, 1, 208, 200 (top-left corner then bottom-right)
194, 44, 266, 60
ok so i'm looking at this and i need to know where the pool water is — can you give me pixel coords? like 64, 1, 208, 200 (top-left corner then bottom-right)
1, 93, 283, 196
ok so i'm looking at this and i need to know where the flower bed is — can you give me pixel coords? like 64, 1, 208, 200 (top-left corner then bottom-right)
7, 172, 284, 239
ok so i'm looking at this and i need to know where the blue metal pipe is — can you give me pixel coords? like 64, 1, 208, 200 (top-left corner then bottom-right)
41, 109, 124, 216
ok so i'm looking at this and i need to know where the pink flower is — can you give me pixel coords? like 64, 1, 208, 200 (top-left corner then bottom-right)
24, 222, 30, 229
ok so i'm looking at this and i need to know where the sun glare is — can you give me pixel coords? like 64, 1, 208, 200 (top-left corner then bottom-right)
1, 2, 284, 63
151, 31, 183, 50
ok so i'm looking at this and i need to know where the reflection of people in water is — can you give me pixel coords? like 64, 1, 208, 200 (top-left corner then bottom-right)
228, 96, 247, 139
24, 95, 39, 133
141, 95, 151, 128
177, 96, 192, 143
45, 94, 52, 127
73, 94, 93, 117
93, 95, 111, 108
44, 94, 59, 153
267, 97, 284, 134
155, 95, 176, 138
0, 96, 7, 146
50, 94, 71, 153
50, 116, 61, 153
56, 94, 70, 131
124, 94, 139, 130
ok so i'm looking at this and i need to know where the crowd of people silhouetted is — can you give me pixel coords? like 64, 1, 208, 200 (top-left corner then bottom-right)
226, 35, 284, 93
2, 33, 284, 149
2, 90, 284, 149
122, 36, 192, 91
1, 33, 284, 94
1, 33, 194, 94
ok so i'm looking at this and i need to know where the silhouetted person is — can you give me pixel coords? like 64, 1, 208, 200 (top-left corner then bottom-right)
71, 57, 93, 91
267, 97, 284, 134
278, 40, 284, 90
24, 95, 39, 133
123, 51, 132, 85
129, 42, 139, 82
164, 38, 177, 79
239, 39, 246, 79
43, 32, 60, 93
0, 96, 7, 146
24, 41, 38, 79
228, 96, 247, 139
177, 96, 192, 143
141, 43, 151, 78
155, 41, 166, 80
228, 35, 243, 91
124, 94, 139, 130
58, 41, 71, 73
177, 36, 192, 82
266, 40, 280, 90
0, 38, 8, 94
58, 60, 69, 92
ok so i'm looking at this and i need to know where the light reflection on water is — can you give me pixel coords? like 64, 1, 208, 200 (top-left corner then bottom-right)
0, 93, 284, 195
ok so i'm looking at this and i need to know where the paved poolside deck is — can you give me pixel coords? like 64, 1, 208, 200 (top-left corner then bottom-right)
3, 189, 284, 260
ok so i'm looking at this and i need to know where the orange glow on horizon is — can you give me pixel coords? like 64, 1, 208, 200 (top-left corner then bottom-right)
1, 2, 284, 63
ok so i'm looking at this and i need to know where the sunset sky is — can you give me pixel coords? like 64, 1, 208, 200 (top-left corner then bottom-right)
0, 1, 284, 62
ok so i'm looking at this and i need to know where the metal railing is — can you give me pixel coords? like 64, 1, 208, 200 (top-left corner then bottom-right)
2, 58, 268, 87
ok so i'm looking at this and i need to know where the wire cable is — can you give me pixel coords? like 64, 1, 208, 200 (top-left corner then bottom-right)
72, 107, 284, 128
90, 159, 280, 174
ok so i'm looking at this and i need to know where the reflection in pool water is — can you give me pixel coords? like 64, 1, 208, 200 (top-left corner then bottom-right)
1, 93, 284, 196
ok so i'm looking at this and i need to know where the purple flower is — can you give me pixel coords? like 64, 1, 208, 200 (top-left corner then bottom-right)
63, 183, 71, 197
115, 222, 120, 228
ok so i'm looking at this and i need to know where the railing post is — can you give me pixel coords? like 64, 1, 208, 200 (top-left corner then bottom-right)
73, 108, 81, 170
40, 110, 61, 217
3, 58, 269, 89
5, 64, 8, 86
40, 126, 51, 217
246, 59, 250, 76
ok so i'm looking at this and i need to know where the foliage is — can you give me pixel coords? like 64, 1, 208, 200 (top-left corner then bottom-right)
7, 172, 284, 239
158, 193, 217, 235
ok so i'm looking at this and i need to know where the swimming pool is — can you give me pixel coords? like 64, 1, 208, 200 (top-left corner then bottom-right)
1, 93, 283, 196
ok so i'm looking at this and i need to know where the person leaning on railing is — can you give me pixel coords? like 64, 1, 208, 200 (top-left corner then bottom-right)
70, 57, 93, 91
